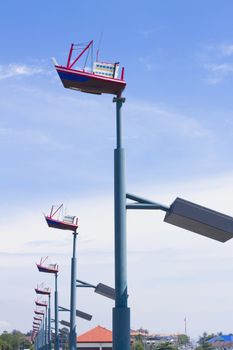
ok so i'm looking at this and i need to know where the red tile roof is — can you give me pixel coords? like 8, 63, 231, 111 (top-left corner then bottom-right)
77, 326, 112, 343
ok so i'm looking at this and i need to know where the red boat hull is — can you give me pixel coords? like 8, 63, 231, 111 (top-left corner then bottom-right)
45, 216, 78, 232
35, 301, 47, 307
34, 311, 44, 315
55, 66, 126, 97
37, 264, 58, 274
35, 288, 50, 295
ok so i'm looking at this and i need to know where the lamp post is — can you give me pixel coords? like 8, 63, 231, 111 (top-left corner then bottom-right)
54, 272, 59, 350
35, 300, 48, 350
36, 260, 59, 350
34, 310, 45, 350
52, 43, 233, 350
70, 231, 77, 350
112, 96, 130, 350
44, 206, 78, 350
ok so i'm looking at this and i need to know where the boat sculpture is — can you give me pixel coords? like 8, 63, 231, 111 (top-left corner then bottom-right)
35, 284, 51, 295
36, 256, 58, 274
34, 317, 42, 321
34, 309, 44, 315
35, 299, 47, 307
45, 204, 78, 232
53, 40, 126, 97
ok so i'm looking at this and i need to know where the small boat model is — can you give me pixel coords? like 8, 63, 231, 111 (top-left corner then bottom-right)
34, 317, 42, 321
36, 256, 58, 274
34, 309, 44, 315
45, 204, 78, 232
53, 40, 126, 97
35, 299, 47, 307
35, 284, 51, 295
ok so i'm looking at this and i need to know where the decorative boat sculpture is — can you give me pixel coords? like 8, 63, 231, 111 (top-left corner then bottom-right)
36, 256, 58, 274
34, 309, 44, 315
45, 204, 78, 232
35, 299, 47, 307
53, 40, 126, 97
35, 283, 51, 295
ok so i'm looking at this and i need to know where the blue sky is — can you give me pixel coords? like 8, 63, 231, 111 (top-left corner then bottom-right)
1, 0, 233, 340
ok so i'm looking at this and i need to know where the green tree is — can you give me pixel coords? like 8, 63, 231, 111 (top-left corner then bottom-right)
0, 330, 32, 350
177, 334, 189, 345
196, 331, 215, 350
133, 340, 144, 350
198, 332, 215, 346
155, 342, 178, 350
0, 338, 12, 350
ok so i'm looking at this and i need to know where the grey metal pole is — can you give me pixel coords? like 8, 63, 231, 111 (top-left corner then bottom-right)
55, 273, 59, 350
43, 320, 45, 350
45, 307, 48, 350
112, 96, 130, 350
70, 232, 77, 350
48, 294, 51, 350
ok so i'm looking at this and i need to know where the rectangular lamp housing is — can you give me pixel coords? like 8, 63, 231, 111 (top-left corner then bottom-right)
164, 197, 233, 242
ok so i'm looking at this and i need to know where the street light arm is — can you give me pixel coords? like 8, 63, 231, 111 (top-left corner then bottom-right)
76, 279, 96, 288
126, 203, 169, 211
58, 306, 69, 312
126, 193, 169, 212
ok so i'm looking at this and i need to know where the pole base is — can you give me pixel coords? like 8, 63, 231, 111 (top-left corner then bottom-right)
113, 307, 130, 350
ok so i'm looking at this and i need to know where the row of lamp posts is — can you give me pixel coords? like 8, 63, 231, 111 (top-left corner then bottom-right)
31, 252, 116, 350
32, 54, 233, 350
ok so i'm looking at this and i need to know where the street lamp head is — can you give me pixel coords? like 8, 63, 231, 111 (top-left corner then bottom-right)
60, 320, 70, 328
95, 283, 116, 300
75, 309, 92, 321
164, 197, 233, 242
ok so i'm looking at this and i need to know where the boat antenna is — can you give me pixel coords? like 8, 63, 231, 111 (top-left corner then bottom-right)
96, 32, 103, 62
83, 43, 92, 71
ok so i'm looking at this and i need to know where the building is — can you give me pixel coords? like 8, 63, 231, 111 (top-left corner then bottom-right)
207, 334, 233, 350
77, 326, 112, 350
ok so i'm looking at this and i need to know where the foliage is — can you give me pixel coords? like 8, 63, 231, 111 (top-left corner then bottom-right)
155, 342, 178, 350
177, 334, 189, 345
133, 340, 144, 350
136, 327, 149, 335
198, 332, 215, 346
0, 330, 31, 350
196, 331, 216, 349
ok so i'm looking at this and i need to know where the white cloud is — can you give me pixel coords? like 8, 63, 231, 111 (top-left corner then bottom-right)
0, 64, 44, 80
138, 27, 164, 38
127, 99, 211, 139
200, 43, 233, 84
0, 126, 70, 150
204, 63, 233, 84
218, 44, 233, 57
1, 172, 233, 337
205, 63, 233, 73
138, 56, 158, 72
